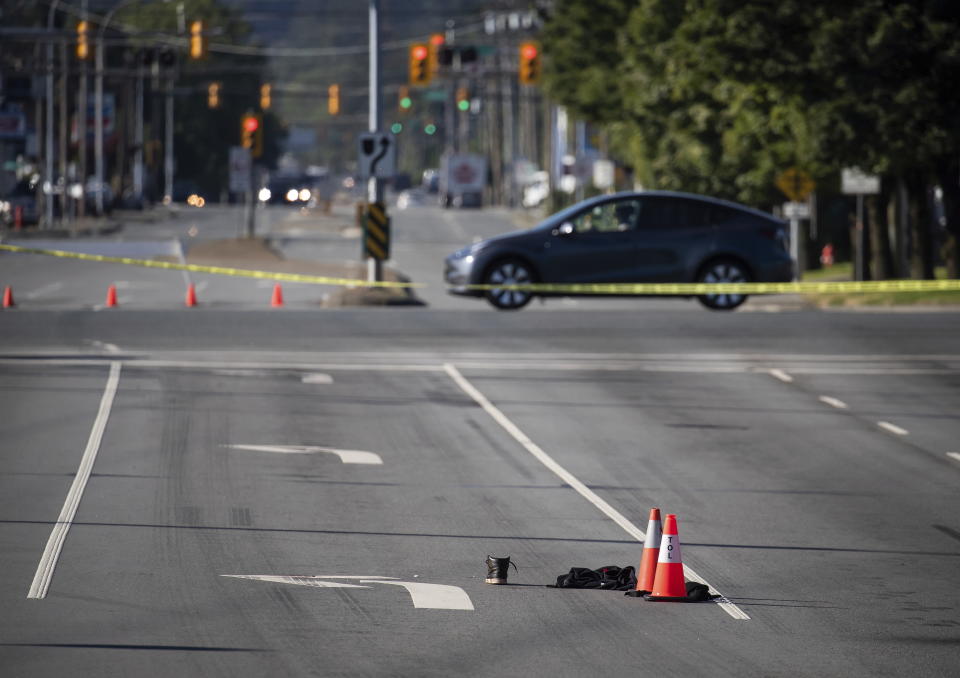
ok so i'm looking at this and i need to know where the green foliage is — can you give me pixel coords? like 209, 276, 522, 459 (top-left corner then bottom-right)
541, 0, 960, 212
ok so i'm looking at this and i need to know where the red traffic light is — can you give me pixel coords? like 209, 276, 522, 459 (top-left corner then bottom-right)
521, 44, 538, 61
243, 116, 260, 132
412, 45, 428, 60
430, 33, 445, 46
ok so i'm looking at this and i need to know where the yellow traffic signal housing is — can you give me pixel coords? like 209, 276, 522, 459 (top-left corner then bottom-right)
241, 113, 263, 158
428, 34, 444, 76
207, 82, 220, 109
76, 21, 89, 60
189, 20, 207, 60
398, 85, 412, 113
260, 83, 272, 110
328, 84, 340, 115
409, 44, 431, 86
456, 86, 470, 112
519, 42, 541, 85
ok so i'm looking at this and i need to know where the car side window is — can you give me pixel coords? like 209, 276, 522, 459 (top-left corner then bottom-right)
570, 200, 640, 234
638, 197, 714, 229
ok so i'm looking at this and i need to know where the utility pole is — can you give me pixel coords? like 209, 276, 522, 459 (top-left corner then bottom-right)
367, 0, 382, 282
45, 0, 61, 229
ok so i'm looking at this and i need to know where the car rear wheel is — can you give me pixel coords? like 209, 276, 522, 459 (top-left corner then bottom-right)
697, 258, 750, 311
484, 258, 535, 310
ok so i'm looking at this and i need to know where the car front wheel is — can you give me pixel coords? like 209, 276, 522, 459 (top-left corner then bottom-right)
484, 258, 535, 310
697, 258, 750, 311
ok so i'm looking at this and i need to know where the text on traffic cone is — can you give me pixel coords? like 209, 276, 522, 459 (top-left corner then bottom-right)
635, 507, 662, 594
2, 286, 15, 308
645, 513, 688, 601
271, 283, 284, 307
105, 284, 118, 308
185, 283, 198, 307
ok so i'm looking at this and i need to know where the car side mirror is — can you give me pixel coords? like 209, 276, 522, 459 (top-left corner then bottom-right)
552, 221, 575, 236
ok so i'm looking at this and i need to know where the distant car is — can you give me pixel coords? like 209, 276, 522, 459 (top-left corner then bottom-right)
444, 191, 793, 311
0, 177, 40, 226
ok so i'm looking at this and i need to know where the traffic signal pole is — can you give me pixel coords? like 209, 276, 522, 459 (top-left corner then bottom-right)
368, 0, 383, 283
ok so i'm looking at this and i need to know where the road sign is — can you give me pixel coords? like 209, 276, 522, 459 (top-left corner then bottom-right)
776, 168, 815, 202
841, 167, 880, 195
357, 132, 396, 179
228, 146, 251, 193
783, 201, 810, 219
363, 201, 391, 261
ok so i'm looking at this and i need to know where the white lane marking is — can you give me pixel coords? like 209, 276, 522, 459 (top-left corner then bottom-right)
769, 369, 793, 383
28, 362, 122, 599
226, 444, 383, 465
222, 575, 472, 610
23, 282, 63, 299
212, 369, 268, 377
89, 341, 120, 354
301, 373, 334, 384
362, 580, 474, 610
877, 421, 909, 436
174, 239, 191, 286
818, 396, 848, 410
443, 363, 749, 621
947, 452, 960, 463
222, 575, 370, 589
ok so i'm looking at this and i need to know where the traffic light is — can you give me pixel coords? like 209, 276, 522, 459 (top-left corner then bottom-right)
241, 113, 263, 158
409, 44, 430, 85
519, 42, 541, 85
456, 86, 470, 112
424, 123, 437, 135
260, 83, 271, 110
429, 33, 444, 76
328, 84, 340, 115
76, 20, 89, 60
189, 20, 207, 60
398, 85, 411, 113
207, 82, 220, 109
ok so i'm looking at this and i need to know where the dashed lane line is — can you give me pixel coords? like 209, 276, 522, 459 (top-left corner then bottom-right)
769, 369, 793, 383
877, 421, 909, 436
443, 363, 749, 621
818, 396, 848, 410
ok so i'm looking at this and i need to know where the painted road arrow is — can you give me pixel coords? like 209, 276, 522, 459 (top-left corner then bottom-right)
225, 444, 383, 465
222, 575, 474, 610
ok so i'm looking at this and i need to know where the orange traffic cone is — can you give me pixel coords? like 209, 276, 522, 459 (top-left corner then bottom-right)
105, 284, 118, 308
185, 283, 198, 307
645, 513, 688, 602
2, 286, 15, 308
270, 283, 284, 307
634, 507, 662, 594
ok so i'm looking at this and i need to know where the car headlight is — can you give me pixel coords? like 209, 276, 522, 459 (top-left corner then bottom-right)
285, 188, 299, 202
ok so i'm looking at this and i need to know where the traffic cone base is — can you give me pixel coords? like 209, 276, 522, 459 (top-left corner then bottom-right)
2, 286, 14, 308
644, 513, 689, 602
635, 507, 662, 594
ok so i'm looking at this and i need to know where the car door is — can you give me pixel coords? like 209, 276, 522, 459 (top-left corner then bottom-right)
633, 197, 715, 281
541, 198, 641, 283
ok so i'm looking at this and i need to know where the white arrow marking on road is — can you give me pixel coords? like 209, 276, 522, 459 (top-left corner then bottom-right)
226, 444, 383, 465
362, 580, 474, 610
222, 575, 473, 610
301, 373, 334, 384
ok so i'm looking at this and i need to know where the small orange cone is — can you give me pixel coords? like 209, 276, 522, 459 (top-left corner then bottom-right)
185, 283, 198, 307
270, 283, 284, 307
105, 284, 118, 308
2, 286, 15, 308
634, 507, 662, 594
645, 513, 688, 601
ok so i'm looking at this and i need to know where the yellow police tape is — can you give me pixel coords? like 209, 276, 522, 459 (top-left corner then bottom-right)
2, 242, 959, 295
0, 243, 420, 289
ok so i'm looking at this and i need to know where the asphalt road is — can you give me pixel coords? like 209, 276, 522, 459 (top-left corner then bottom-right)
1, 307, 959, 677
1, 205, 959, 676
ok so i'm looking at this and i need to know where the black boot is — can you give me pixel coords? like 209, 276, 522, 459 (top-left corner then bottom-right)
485, 555, 516, 584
